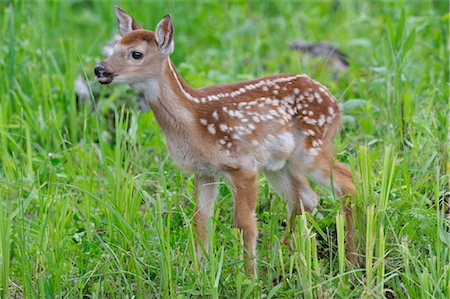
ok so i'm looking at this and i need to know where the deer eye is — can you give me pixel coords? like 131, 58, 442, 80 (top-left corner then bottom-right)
131, 51, 143, 60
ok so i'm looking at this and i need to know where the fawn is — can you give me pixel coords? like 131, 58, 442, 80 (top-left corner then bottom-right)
95, 6, 356, 275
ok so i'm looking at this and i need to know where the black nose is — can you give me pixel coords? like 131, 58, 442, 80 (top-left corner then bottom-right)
94, 63, 106, 76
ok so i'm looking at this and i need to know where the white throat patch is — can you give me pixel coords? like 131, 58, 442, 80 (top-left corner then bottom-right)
133, 80, 160, 100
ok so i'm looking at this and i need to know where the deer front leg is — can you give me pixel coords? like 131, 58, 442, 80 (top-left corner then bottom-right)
228, 169, 259, 276
194, 175, 218, 259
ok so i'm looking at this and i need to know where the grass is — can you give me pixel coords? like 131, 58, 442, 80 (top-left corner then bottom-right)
0, 0, 449, 297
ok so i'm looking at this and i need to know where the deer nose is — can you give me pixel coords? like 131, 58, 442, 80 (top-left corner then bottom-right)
94, 63, 107, 76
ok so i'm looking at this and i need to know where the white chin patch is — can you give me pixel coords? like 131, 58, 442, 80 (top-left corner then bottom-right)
111, 76, 130, 84
97, 76, 113, 84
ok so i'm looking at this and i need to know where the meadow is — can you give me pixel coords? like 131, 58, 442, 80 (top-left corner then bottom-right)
0, 0, 449, 298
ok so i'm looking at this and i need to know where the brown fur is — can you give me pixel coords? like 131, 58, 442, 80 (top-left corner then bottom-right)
120, 29, 155, 45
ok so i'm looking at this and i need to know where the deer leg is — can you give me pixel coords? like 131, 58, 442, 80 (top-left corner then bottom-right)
193, 175, 218, 259
288, 173, 319, 215
307, 158, 356, 265
332, 161, 356, 265
264, 169, 318, 244
228, 169, 259, 276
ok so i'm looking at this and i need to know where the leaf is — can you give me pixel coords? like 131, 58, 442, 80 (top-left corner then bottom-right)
242, 281, 256, 299
348, 38, 372, 48
438, 227, 450, 247
267, 282, 284, 299
214, 247, 225, 288
342, 114, 356, 126
403, 28, 416, 53
306, 213, 327, 240
360, 118, 375, 135
340, 99, 368, 111
386, 15, 395, 47
395, 10, 406, 49
50, 157, 61, 166
372, 66, 387, 73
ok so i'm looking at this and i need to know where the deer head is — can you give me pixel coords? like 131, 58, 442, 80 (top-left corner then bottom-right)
94, 6, 174, 86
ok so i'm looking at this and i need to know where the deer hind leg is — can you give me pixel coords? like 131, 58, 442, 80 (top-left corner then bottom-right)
264, 168, 319, 243
228, 169, 259, 276
307, 155, 356, 264
194, 175, 218, 259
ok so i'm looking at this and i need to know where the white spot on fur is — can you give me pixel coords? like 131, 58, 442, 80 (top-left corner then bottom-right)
269, 110, 278, 116
234, 111, 244, 119
318, 115, 326, 126
304, 117, 317, 125
219, 123, 228, 132
287, 107, 295, 115
284, 96, 295, 104
207, 124, 216, 135
328, 107, 335, 115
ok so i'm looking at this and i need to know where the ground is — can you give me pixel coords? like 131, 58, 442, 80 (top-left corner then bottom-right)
0, 1, 448, 298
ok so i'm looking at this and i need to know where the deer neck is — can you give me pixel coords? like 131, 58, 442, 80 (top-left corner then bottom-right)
135, 58, 197, 136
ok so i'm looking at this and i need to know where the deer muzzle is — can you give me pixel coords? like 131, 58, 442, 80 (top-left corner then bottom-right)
94, 62, 114, 84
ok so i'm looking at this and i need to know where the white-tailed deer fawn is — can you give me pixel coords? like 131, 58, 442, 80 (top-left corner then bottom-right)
95, 6, 356, 275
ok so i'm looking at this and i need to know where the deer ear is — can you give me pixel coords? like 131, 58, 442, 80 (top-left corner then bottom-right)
155, 15, 174, 55
115, 6, 142, 37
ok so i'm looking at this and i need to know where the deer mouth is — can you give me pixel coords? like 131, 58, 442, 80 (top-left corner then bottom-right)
97, 75, 114, 85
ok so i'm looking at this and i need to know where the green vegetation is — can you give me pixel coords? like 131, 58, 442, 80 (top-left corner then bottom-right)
0, 0, 448, 297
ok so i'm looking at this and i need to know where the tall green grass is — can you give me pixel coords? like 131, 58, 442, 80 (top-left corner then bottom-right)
0, 0, 448, 297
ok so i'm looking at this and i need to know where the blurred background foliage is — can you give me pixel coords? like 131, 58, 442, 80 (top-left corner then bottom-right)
0, 0, 448, 298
